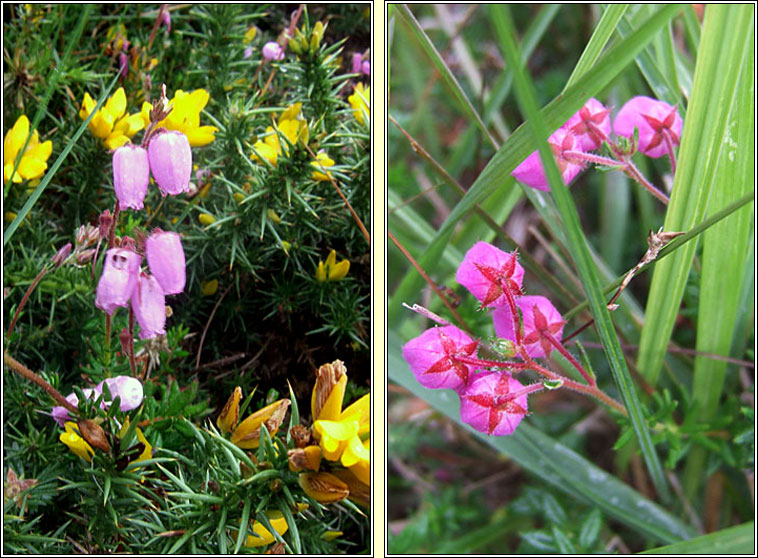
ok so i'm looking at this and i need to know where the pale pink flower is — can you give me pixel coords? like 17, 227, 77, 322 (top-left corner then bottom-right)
95, 248, 141, 315
131, 272, 166, 340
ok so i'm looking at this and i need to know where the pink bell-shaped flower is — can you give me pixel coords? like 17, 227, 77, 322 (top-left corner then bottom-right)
613, 96, 683, 158
262, 41, 284, 61
147, 130, 192, 195
113, 144, 150, 210
145, 230, 185, 295
492, 295, 565, 359
131, 272, 166, 340
402, 325, 479, 392
511, 128, 585, 191
562, 98, 611, 151
95, 248, 141, 315
456, 241, 525, 309
98, 376, 144, 411
459, 371, 529, 436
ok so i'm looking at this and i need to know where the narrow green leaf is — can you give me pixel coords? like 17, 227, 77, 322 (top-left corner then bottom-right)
491, 3, 670, 503
388, 332, 696, 544
639, 522, 754, 554
565, 4, 629, 89
682, 26, 754, 499
636, 5, 754, 385
579, 508, 603, 550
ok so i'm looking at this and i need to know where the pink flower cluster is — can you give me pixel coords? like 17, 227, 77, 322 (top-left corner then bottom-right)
113, 130, 192, 210
51, 375, 144, 426
512, 96, 682, 191
402, 241, 567, 436
95, 230, 185, 339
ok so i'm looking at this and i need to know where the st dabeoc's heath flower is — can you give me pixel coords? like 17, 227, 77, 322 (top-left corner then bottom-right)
95, 248, 141, 315
145, 230, 186, 295
459, 371, 528, 436
113, 144, 150, 210
562, 97, 611, 151
97, 376, 144, 411
147, 130, 192, 195
492, 295, 565, 359
262, 41, 284, 61
131, 272, 166, 340
456, 241, 525, 308
402, 325, 479, 392
511, 128, 585, 191
613, 96, 683, 158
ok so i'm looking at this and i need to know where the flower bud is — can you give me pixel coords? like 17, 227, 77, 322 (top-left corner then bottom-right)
76, 249, 96, 265
95, 248, 141, 315
262, 41, 284, 61
147, 130, 192, 195
298, 471, 349, 504
131, 272, 166, 339
51, 243, 72, 268
99, 209, 113, 239
60, 422, 94, 462
145, 230, 185, 295
113, 144, 150, 210
311, 360, 347, 422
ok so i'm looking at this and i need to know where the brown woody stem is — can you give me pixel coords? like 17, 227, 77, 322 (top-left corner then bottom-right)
4, 352, 79, 413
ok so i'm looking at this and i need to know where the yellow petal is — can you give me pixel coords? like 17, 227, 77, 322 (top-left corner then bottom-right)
104, 133, 131, 151
5, 115, 30, 162
328, 259, 350, 281
325, 250, 337, 268
341, 436, 370, 485
311, 361, 347, 422
230, 399, 290, 449
243, 26, 258, 43
79, 92, 96, 120
60, 422, 94, 462
313, 418, 359, 461
315, 260, 327, 282
185, 125, 218, 147
217, 386, 242, 433
201, 279, 219, 296
17, 155, 47, 181
279, 103, 302, 123
25, 140, 52, 164
89, 110, 114, 139
104, 87, 127, 120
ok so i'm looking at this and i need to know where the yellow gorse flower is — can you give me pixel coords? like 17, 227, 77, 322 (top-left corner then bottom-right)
310, 151, 335, 182
3, 115, 53, 185
315, 250, 350, 282
79, 87, 145, 150
217, 387, 291, 450
250, 103, 308, 167
233, 504, 308, 548
348, 83, 370, 126
140, 89, 219, 147
60, 422, 95, 462
243, 26, 258, 43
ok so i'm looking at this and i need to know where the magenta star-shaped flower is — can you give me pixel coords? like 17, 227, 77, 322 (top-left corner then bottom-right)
613, 96, 683, 159
562, 98, 612, 151
459, 371, 528, 436
493, 295, 565, 359
402, 325, 479, 392
456, 241, 525, 308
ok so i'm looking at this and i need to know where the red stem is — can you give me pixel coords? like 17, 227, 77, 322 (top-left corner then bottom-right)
543, 331, 595, 386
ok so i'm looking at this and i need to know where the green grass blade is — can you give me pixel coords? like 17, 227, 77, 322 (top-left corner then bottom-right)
388, 4, 682, 328
682, 29, 754, 499
639, 522, 754, 555
491, 3, 671, 503
388, 332, 696, 544
636, 4, 755, 386
393, 5, 498, 149
565, 4, 629, 89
